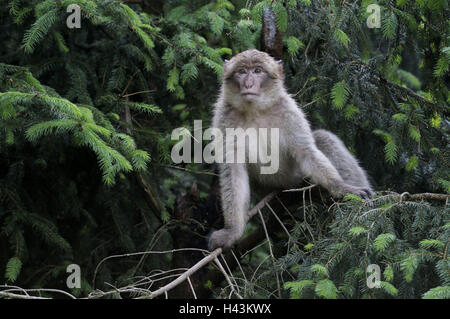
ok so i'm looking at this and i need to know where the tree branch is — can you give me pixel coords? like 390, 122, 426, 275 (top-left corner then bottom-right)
247, 191, 278, 219
399, 192, 449, 202
142, 248, 222, 299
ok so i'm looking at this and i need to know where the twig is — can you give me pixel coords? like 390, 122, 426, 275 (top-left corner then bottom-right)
282, 184, 317, 193
122, 89, 155, 98
187, 277, 197, 299
258, 209, 281, 298
0, 286, 76, 299
247, 191, 278, 219
93, 248, 210, 288
249, 254, 272, 284
266, 202, 292, 242
161, 164, 218, 176
0, 291, 48, 299
220, 254, 241, 296
299, 94, 330, 109
383, 78, 436, 107
231, 249, 247, 283
141, 248, 223, 299
213, 257, 243, 299
275, 195, 297, 222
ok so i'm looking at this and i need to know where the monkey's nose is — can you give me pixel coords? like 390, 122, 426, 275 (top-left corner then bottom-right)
244, 78, 254, 89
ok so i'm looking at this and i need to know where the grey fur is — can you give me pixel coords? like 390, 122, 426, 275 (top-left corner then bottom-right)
208, 50, 373, 250
313, 130, 372, 190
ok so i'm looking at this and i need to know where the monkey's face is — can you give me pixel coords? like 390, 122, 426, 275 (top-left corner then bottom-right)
230, 65, 270, 102
232, 64, 271, 102
223, 50, 283, 110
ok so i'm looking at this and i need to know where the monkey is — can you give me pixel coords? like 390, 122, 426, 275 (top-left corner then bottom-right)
208, 49, 373, 250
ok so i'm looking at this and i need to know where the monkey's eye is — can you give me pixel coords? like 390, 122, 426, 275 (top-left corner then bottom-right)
254, 67, 263, 74
237, 68, 247, 74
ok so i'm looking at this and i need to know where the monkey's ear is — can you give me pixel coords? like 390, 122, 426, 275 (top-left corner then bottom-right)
275, 59, 284, 78
222, 60, 232, 78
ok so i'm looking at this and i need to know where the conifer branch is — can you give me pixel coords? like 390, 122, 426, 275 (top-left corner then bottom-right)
399, 192, 449, 202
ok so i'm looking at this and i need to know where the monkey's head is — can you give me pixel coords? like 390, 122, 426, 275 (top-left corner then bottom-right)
222, 49, 284, 111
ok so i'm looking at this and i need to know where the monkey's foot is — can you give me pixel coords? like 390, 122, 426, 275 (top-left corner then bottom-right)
341, 184, 374, 199
208, 228, 239, 251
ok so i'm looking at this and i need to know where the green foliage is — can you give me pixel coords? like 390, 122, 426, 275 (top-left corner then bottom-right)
284, 280, 314, 298
419, 239, 445, 250
381, 11, 398, 39
333, 29, 351, 48
0, 0, 448, 299
396, 70, 421, 90
401, 256, 419, 282
373, 233, 396, 253
284, 193, 449, 299
315, 279, 338, 299
379, 281, 398, 296
331, 81, 350, 109
384, 265, 394, 282
0, 86, 151, 186
373, 130, 399, 165
405, 156, 419, 172
348, 226, 367, 236
311, 264, 328, 278
344, 194, 364, 202
22, 6, 58, 53
284, 36, 304, 56
5, 257, 22, 282
423, 286, 450, 299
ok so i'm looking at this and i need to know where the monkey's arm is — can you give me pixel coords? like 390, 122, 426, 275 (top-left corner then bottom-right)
282, 105, 372, 199
208, 163, 250, 250
293, 143, 372, 199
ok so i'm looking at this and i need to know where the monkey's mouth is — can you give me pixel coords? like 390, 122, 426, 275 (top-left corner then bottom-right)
241, 92, 259, 96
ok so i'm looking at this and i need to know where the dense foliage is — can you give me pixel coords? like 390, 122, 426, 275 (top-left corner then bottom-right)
0, 0, 448, 299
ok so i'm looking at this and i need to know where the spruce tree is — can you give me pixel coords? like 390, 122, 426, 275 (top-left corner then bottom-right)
0, 0, 448, 299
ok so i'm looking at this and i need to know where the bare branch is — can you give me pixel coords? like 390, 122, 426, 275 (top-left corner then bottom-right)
141, 248, 223, 299
213, 257, 243, 299
247, 191, 278, 219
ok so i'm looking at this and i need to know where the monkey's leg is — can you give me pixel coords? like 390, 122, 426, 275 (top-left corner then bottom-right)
313, 129, 373, 194
209, 163, 250, 250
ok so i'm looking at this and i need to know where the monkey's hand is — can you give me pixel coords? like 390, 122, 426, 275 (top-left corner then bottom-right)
208, 228, 238, 251
333, 183, 374, 200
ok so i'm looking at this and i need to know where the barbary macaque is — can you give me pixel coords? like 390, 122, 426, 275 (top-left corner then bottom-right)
209, 49, 373, 250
